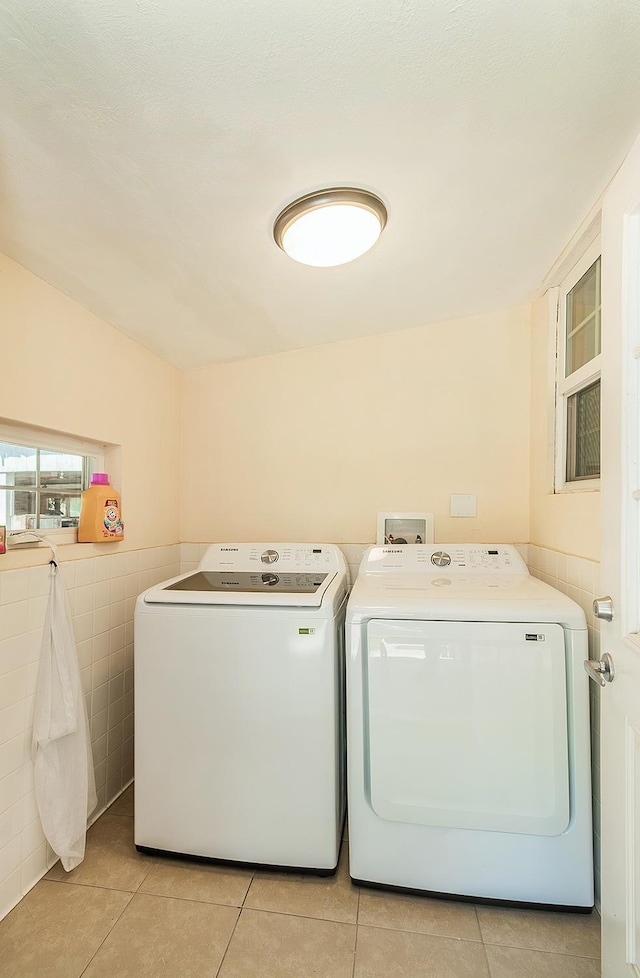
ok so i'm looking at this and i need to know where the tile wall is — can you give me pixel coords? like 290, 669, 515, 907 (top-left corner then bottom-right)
0, 544, 180, 921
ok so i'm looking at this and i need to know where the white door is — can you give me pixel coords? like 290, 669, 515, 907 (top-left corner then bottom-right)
600, 130, 640, 976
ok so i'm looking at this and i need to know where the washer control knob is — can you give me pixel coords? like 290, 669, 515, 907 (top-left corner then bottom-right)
261, 573, 279, 586
261, 549, 279, 564
431, 551, 451, 568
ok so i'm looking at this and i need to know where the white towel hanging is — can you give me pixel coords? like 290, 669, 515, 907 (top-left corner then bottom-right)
32, 543, 97, 871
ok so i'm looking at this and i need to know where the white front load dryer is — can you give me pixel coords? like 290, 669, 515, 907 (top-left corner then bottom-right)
135, 543, 347, 874
346, 544, 593, 909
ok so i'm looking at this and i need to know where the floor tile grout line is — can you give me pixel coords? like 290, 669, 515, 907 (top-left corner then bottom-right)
213, 903, 245, 978
227, 904, 358, 926
119, 888, 250, 910
40, 878, 138, 897
353, 920, 601, 972
356, 922, 487, 945
482, 942, 601, 960
473, 905, 481, 937
46, 863, 358, 918
479, 928, 493, 977
42, 877, 260, 912
22, 899, 38, 925
472, 901, 492, 974
77, 887, 135, 978
352, 879, 361, 978
240, 871, 256, 909
133, 860, 157, 892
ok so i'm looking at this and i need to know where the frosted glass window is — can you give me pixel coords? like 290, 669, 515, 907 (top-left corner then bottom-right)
556, 246, 602, 488
567, 380, 601, 481
565, 257, 601, 376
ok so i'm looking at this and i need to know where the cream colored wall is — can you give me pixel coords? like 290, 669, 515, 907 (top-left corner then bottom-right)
529, 293, 601, 561
181, 307, 531, 545
0, 253, 181, 557
0, 253, 181, 920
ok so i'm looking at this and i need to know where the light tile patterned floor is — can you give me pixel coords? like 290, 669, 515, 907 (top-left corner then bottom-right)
0, 785, 601, 977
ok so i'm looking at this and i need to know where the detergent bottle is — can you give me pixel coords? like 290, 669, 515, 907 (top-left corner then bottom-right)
78, 473, 124, 543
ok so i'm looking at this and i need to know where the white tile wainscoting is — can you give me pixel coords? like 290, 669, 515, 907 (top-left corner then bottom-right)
0, 540, 601, 923
0, 545, 180, 921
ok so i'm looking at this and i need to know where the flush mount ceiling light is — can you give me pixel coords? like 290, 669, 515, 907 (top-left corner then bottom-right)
273, 188, 387, 268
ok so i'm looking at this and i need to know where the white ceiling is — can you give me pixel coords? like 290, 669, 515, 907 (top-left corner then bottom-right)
2, 1, 640, 369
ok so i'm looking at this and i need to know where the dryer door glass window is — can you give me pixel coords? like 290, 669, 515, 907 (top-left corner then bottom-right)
364, 619, 570, 836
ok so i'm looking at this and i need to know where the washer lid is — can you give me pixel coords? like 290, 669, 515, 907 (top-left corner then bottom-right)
167, 570, 329, 594
143, 569, 339, 607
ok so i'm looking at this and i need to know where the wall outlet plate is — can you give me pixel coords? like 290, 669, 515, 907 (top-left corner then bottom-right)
450, 494, 477, 517
376, 512, 434, 545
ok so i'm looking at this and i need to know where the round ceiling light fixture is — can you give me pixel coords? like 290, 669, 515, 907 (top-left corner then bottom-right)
273, 187, 387, 268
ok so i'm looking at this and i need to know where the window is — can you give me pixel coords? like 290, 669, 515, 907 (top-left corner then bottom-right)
0, 422, 102, 538
556, 243, 601, 490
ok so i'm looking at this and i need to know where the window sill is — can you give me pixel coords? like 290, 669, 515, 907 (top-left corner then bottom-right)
8, 528, 79, 548
3, 534, 127, 570
554, 479, 601, 494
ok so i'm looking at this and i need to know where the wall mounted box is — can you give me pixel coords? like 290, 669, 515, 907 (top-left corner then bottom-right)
376, 512, 434, 545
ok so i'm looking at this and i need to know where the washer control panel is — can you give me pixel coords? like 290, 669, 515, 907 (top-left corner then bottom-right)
198, 543, 346, 572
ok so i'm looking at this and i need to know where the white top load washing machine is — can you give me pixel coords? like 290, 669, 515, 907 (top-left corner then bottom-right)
135, 543, 347, 873
346, 544, 593, 908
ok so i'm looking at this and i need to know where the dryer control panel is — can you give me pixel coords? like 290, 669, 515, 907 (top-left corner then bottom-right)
363, 544, 528, 575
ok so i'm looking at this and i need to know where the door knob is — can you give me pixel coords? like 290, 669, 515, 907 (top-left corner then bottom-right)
584, 652, 615, 687
593, 596, 614, 621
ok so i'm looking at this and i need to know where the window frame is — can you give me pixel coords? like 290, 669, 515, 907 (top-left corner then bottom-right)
554, 240, 602, 493
0, 420, 105, 545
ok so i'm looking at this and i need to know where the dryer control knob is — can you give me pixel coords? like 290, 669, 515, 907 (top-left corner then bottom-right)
261, 549, 279, 564
431, 551, 451, 567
